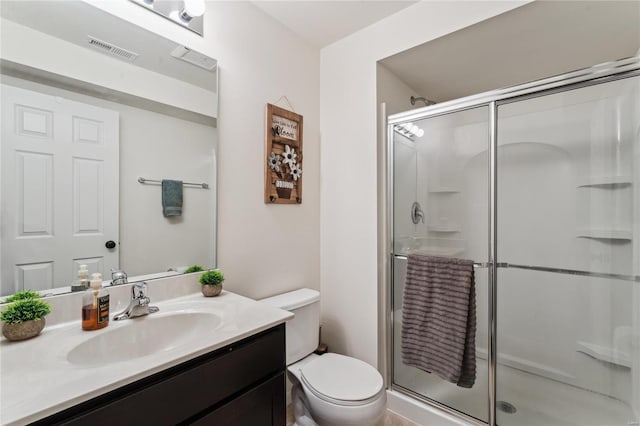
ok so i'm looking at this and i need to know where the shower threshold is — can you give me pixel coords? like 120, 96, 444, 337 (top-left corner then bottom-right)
393, 361, 633, 426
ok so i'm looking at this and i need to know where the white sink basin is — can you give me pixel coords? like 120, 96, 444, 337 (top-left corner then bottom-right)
67, 312, 222, 366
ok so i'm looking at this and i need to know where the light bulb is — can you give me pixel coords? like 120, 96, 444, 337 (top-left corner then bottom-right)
180, 0, 205, 21
417, 129, 424, 138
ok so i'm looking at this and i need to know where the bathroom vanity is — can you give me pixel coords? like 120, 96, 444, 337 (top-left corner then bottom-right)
0, 278, 292, 426
36, 325, 285, 425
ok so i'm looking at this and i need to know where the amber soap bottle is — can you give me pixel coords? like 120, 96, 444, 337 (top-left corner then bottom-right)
82, 272, 110, 331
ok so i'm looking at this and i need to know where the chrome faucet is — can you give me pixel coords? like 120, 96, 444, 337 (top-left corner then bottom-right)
113, 282, 159, 321
411, 201, 425, 224
111, 268, 128, 286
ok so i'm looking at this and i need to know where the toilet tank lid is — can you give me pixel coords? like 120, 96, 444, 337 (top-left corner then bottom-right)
260, 288, 319, 310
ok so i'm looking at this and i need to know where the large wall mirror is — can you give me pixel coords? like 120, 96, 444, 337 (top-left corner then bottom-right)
0, 1, 218, 297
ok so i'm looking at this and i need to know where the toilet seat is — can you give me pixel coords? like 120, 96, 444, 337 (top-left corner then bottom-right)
299, 353, 384, 406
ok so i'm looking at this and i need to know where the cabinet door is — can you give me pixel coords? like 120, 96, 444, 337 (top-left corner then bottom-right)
191, 373, 285, 426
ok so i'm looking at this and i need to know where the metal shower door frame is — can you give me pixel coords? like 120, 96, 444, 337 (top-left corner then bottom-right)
385, 55, 640, 426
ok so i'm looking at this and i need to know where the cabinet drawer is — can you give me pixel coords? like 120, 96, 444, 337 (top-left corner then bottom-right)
40, 325, 285, 425
191, 372, 285, 426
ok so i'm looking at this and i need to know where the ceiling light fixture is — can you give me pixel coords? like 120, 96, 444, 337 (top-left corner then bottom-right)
129, 0, 205, 36
394, 122, 424, 141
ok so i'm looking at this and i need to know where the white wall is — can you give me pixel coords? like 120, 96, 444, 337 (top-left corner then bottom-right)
90, 1, 321, 299
210, 3, 320, 299
320, 1, 528, 367
376, 64, 420, 117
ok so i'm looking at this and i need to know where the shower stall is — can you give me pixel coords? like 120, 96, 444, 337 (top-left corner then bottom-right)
386, 57, 640, 426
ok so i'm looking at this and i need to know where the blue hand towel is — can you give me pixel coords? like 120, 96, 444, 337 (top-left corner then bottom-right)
162, 179, 183, 217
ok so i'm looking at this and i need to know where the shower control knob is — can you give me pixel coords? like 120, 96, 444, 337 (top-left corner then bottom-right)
105, 240, 117, 250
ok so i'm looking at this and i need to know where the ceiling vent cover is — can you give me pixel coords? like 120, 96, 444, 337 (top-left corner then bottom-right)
87, 36, 138, 62
171, 46, 217, 71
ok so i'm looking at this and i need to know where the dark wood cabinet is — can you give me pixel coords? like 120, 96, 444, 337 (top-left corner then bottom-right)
191, 373, 285, 425
35, 324, 286, 426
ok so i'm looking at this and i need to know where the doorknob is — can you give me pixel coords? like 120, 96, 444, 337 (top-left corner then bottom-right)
105, 240, 117, 249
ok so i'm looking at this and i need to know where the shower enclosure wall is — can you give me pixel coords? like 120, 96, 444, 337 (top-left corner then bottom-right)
387, 57, 640, 426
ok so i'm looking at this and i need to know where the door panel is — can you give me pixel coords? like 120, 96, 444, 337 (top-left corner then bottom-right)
495, 75, 639, 426
17, 151, 54, 236
392, 105, 490, 423
15, 262, 54, 292
73, 158, 104, 234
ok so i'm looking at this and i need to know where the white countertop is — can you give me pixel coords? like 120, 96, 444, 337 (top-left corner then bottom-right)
0, 290, 292, 425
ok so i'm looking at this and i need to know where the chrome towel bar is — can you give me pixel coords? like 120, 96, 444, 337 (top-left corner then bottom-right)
393, 255, 488, 268
392, 254, 640, 282
505, 263, 640, 282
138, 177, 209, 189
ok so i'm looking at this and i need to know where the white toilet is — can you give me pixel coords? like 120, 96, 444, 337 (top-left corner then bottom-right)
261, 288, 386, 426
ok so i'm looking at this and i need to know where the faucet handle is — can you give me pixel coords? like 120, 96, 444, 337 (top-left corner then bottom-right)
411, 201, 425, 225
132, 282, 147, 299
111, 268, 128, 285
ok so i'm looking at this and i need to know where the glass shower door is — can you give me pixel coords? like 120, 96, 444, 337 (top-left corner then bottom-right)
496, 75, 640, 426
392, 105, 490, 422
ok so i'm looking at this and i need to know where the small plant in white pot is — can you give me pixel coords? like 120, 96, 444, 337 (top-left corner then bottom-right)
1, 292, 52, 341
199, 269, 224, 297
184, 265, 205, 274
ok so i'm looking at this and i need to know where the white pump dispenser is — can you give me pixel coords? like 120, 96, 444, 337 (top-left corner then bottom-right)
90, 272, 102, 289
71, 264, 90, 292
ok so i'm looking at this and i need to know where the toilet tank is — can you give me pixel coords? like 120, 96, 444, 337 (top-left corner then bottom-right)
261, 288, 320, 365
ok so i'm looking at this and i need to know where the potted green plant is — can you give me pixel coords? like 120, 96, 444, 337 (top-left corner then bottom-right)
199, 269, 224, 297
2, 290, 42, 303
184, 265, 205, 274
1, 293, 51, 341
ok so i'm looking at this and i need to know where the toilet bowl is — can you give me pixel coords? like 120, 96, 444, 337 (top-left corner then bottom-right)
288, 353, 386, 426
261, 289, 386, 426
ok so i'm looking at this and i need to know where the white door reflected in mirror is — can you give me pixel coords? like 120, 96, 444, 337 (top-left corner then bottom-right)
1, 84, 119, 296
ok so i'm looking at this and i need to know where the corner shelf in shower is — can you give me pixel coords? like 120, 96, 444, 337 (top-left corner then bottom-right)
428, 224, 461, 233
396, 237, 465, 257
576, 341, 631, 368
408, 246, 466, 257
428, 187, 460, 193
576, 229, 632, 241
576, 175, 632, 188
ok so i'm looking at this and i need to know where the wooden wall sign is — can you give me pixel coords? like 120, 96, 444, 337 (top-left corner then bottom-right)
264, 103, 303, 204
